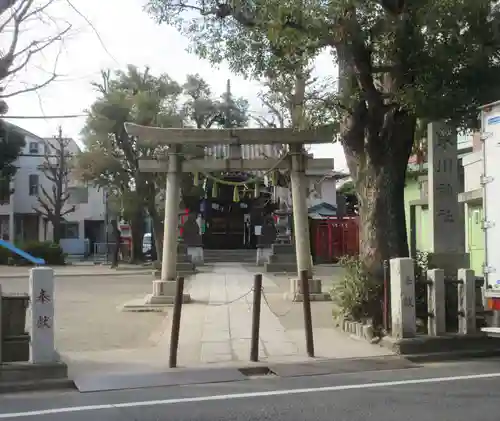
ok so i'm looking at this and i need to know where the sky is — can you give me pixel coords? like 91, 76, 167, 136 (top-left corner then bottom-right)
2, 0, 347, 170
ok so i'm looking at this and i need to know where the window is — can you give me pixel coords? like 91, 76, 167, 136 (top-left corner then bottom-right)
67, 186, 88, 204
28, 174, 38, 196
29, 142, 39, 154
61, 222, 79, 239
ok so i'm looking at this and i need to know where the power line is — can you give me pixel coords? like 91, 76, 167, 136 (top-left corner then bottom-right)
3, 114, 86, 119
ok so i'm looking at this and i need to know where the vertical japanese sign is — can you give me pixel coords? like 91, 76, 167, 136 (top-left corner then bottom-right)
29, 267, 55, 363
427, 122, 463, 253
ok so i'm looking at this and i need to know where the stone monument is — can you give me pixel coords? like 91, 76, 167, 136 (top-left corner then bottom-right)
264, 209, 298, 273
427, 122, 469, 273
256, 215, 276, 265
183, 212, 204, 265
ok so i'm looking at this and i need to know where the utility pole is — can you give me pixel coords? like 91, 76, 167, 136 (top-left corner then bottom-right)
104, 189, 109, 263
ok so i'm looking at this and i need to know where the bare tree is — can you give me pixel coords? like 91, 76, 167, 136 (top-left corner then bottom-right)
0, 0, 71, 104
35, 126, 76, 243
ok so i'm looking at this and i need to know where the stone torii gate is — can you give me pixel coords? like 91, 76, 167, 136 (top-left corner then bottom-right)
124, 122, 335, 307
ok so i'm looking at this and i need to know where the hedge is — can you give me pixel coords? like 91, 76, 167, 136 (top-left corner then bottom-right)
0, 241, 66, 266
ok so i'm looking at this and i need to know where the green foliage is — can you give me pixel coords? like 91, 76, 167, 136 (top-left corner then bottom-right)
147, 0, 500, 131
0, 120, 25, 203
0, 242, 66, 266
414, 250, 429, 277
255, 70, 340, 130
182, 74, 249, 129
330, 256, 381, 322
77, 67, 250, 257
337, 181, 355, 195
78, 67, 250, 196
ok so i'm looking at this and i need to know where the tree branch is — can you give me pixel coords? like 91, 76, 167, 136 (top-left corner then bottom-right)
376, 0, 405, 15
0, 0, 70, 97
341, 8, 382, 109
61, 205, 76, 217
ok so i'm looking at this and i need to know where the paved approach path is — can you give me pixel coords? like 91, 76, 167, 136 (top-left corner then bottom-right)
63, 263, 391, 377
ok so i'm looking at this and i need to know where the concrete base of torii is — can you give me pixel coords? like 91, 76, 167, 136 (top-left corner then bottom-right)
284, 278, 331, 302
121, 280, 192, 312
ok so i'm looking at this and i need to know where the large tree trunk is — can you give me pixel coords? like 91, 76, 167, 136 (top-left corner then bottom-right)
147, 204, 163, 262
343, 103, 416, 280
52, 218, 61, 244
129, 208, 144, 263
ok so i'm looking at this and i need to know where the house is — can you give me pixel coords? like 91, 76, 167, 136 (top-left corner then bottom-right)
458, 132, 484, 276
274, 170, 349, 215
0, 122, 107, 256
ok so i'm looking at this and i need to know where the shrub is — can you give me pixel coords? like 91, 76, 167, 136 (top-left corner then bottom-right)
0, 241, 66, 265
331, 256, 381, 323
414, 250, 430, 333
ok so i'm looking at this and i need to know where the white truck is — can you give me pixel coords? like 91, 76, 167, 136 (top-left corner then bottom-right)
479, 101, 500, 336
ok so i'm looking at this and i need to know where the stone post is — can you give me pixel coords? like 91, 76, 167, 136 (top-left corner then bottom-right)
289, 143, 312, 278
427, 269, 446, 336
458, 268, 476, 335
148, 145, 191, 305
161, 146, 181, 282
287, 144, 328, 301
390, 258, 416, 339
29, 267, 56, 363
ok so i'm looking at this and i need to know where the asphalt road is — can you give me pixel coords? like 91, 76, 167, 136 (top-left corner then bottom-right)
2, 358, 500, 420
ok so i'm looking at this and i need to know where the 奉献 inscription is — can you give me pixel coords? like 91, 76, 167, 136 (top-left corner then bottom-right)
402, 295, 415, 308
36, 315, 51, 329
36, 288, 51, 304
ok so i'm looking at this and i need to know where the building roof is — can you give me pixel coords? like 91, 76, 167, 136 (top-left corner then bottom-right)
308, 202, 337, 219
2, 120, 45, 141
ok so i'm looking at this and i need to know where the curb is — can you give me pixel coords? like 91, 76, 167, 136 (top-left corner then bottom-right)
4, 352, 500, 394
0, 379, 76, 394
403, 348, 500, 363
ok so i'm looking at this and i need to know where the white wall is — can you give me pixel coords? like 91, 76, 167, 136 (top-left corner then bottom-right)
274, 176, 337, 210
462, 151, 483, 192
306, 177, 337, 208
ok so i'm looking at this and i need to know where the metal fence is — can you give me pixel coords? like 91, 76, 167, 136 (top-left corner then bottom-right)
92, 242, 131, 263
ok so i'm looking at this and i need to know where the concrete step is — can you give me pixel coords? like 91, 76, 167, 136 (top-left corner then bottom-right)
0, 378, 75, 394
0, 361, 68, 384
271, 244, 296, 255
264, 262, 298, 273
268, 254, 296, 263
204, 250, 256, 263
153, 266, 197, 278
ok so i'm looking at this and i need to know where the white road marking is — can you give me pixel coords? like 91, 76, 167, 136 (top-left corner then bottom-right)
2, 372, 500, 418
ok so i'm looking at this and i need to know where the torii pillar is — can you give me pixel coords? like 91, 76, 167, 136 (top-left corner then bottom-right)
151, 144, 191, 304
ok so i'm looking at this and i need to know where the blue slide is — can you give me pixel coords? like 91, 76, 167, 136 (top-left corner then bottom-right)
0, 239, 45, 265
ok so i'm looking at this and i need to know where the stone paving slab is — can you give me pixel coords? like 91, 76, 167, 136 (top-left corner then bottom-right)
74, 366, 246, 393
149, 263, 394, 368
268, 356, 418, 377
